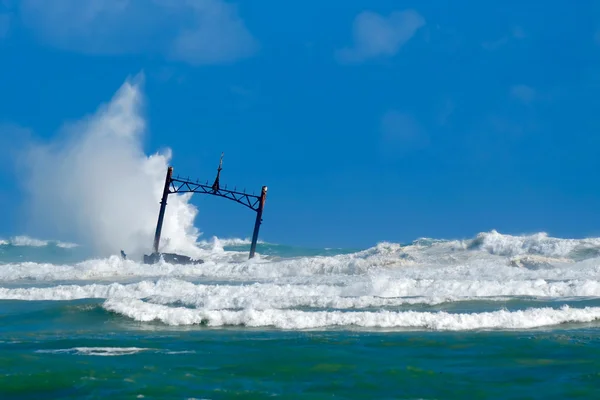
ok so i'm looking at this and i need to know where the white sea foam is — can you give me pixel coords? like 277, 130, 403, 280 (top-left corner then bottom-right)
3, 230, 600, 332
10, 236, 47, 247
36, 347, 150, 356
0, 235, 78, 248
466, 230, 600, 258
0, 279, 488, 307
35, 347, 195, 357
103, 299, 600, 330
56, 242, 79, 249
0, 232, 600, 284
200, 237, 255, 247
3, 276, 600, 310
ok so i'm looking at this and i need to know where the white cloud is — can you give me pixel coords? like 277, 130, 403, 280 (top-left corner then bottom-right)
511, 26, 527, 39
510, 84, 536, 104
168, 0, 257, 65
381, 111, 428, 154
337, 10, 425, 63
18, 0, 258, 65
0, 12, 11, 38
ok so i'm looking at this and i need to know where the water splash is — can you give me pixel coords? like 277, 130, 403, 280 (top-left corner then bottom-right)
21, 74, 202, 259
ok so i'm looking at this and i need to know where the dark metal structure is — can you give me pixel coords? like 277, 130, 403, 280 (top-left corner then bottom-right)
152, 154, 268, 260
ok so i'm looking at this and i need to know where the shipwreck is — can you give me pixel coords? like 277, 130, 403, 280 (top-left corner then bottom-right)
142, 153, 267, 264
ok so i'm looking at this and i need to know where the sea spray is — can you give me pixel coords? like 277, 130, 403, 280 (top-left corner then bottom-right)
21, 74, 203, 259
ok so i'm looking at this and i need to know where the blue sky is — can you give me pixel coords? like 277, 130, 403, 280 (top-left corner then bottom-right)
1, 0, 600, 248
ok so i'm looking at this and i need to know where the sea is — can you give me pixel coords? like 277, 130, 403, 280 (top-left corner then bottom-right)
1, 231, 600, 399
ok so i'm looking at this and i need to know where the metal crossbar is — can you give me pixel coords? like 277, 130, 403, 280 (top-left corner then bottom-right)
169, 178, 262, 212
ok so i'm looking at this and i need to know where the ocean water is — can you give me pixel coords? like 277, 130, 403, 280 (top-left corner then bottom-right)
2, 231, 600, 399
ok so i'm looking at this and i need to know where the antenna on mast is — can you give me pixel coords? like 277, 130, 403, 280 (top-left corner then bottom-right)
211, 152, 224, 192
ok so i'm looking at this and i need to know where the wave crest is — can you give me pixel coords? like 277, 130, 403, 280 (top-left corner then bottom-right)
103, 299, 600, 330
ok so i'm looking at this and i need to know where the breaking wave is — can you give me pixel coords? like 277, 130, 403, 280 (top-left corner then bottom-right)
2, 277, 600, 308
466, 230, 600, 259
103, 299, 600, 330
1, 230, 600, 331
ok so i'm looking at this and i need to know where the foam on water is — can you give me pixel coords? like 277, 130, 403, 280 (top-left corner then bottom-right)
0, 235, 78, 249
200, 237, 258, 247
1, 230, 600, 331
467, 230, 600, 258
2, 278, 600, 308
1, 235, 598, 284
102, 299, 600, 330
0, 279, 507, 308
36, 347, 151, 356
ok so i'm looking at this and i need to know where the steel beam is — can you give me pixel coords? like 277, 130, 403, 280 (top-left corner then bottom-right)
153, 166, 173, 254
249, 186, 268, 259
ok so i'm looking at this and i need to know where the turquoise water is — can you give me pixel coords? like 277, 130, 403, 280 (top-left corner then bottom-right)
3, 304, 600, 399
3, 232, 600, 398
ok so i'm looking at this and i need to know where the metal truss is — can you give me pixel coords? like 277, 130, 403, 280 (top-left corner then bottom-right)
169, 177, 262, 212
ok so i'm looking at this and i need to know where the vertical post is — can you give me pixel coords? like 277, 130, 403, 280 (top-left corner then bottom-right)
249, 186, 267, 259
153, 166, 173, 254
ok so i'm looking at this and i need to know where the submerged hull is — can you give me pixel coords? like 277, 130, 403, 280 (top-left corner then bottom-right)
143, 252, 204, 265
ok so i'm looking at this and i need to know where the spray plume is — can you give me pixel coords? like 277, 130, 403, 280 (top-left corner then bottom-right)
22, 74, 202, 258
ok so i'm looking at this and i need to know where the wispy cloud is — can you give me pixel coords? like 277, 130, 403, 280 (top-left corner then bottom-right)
17, 0, 258, 65
437, 98, 456, 126
0, 10, 11, 38
510, 84, 536, 104
482, 26, 526, 51
336, 10, 425, 64
511, 26, 527, 40
0, 16, 8, 38
380, 110, 429, 155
